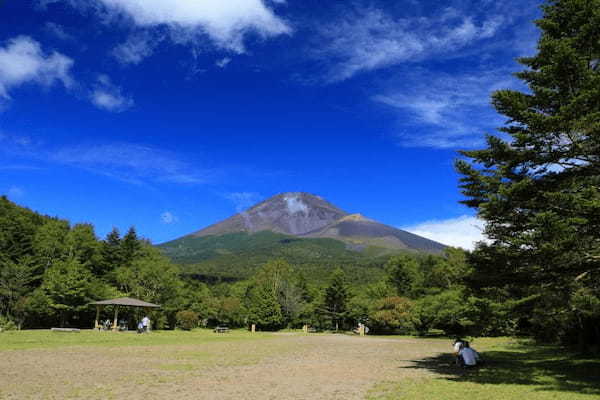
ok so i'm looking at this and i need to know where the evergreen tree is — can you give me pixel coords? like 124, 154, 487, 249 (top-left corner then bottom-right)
121, 226, 141, 266
323, 268, 349, 331
247, 284, 283, 330
99, 227, 124, 277
456, 0, 600, 347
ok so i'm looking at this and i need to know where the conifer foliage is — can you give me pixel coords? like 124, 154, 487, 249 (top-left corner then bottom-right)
456, 0, 600, 348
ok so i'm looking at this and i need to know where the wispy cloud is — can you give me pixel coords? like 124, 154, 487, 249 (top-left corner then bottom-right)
0, 36, 73, 103
50, 143, 209, 185
160, 211, 178, 224
89, 0, 291, 54
112, 32, 156, 65
402, 215, 488, 250
372, 69, 520, 149
90, 74, 134, 112
43, 22, 75, 41
215, 57, 231, 68
315, 7, 504, 82
225, 192, 262, 212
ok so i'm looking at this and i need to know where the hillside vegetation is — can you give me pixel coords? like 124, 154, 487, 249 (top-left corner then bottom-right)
159, 231, 394, 283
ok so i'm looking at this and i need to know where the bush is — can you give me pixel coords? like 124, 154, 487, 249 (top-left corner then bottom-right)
175, 310, 199, 330
0, 316, 17, 331
369, 296, 413, 333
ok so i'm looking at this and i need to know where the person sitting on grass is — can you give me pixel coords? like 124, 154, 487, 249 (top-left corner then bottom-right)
458, 342, 481, 368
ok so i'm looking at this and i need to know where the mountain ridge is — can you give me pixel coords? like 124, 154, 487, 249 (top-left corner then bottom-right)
161, 192, 446, 254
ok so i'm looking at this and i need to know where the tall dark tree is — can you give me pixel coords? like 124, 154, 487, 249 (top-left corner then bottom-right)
323, 268, 349, 331
456, 0, 600, 348
99, 227, 124, 277
121, 227, 142, 266
247, 284, 283, 330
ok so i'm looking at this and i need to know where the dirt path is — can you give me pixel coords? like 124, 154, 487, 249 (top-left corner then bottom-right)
0, 334, 449, 399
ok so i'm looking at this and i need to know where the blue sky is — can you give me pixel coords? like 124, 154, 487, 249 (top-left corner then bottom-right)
0, 0, 542, 248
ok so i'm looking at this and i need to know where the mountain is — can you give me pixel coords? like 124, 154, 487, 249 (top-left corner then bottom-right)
158, 193, 446, 275
191, 192, 348, 237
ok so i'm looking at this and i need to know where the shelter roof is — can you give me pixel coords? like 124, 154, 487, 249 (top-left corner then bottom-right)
89, 297, 160, 308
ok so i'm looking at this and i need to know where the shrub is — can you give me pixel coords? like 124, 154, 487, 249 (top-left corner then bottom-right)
176, 310, 199, 330
0, 316, 17, 331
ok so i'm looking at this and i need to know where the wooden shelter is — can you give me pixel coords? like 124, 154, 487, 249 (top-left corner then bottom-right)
89, 297, 160, 331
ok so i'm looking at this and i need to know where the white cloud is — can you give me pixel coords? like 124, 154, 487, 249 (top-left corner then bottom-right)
112, 33, 155, 65
90, 75, 133, 112
284, 195, 308, 215
0, 36, 73, 100
316, 8, 503, 81
215, 57, 231, 68
160, 211, 178, 224
373, 70, 519, 148
403, 215, 488, 251
226, 192, 261, 212
94, 0, 291, 53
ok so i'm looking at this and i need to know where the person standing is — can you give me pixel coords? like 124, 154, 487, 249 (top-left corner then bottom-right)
142, 315, 150, 333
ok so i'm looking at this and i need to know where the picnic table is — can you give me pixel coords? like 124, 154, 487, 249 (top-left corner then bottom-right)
214, 326, 230, 333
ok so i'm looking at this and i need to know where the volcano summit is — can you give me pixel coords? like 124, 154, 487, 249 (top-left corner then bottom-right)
159, 193, 446, 267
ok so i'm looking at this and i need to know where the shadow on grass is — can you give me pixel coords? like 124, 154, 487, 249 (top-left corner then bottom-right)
402, 343, 600, 396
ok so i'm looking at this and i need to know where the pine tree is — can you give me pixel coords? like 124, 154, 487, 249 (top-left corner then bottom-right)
121, 226, 141, 266
456, 0, 600, 347
247, 284, 283, 330
323, 268, 349, 331
99, 227, 124, 278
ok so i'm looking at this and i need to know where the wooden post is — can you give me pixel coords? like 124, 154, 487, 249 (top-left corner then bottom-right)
94, 305, 100, 330
112, 306, 119, 332
251, 324, 256, 333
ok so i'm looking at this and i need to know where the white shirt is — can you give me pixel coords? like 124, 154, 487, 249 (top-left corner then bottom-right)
459, 348, 479, 366
142, 317, 149, 327
453, 342, 463, 353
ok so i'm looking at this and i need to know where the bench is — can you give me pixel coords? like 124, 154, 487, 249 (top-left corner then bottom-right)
51, 328, 80, 333
214, 326, 230, 333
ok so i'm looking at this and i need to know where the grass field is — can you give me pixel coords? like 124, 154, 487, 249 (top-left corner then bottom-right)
0, 330, 598, 399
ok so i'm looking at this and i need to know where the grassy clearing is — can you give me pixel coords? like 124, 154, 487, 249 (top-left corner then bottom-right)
368, 337, 600, 400
1, 331, 598, 399
0, 328, 270, 351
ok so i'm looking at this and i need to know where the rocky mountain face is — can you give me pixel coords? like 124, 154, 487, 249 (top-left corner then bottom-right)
193, 192, 348, 237
185, 192, 446, 253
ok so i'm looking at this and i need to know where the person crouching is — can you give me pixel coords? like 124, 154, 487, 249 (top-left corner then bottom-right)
458, 342, 481, 368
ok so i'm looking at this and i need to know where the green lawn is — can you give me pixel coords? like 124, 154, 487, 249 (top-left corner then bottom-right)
0, 328, 269, 351
368, 337, 600, 400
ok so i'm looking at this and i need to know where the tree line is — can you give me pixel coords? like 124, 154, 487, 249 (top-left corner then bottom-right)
0, 195, 519, 338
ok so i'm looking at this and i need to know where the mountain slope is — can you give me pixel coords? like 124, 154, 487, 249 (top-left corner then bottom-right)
158, 193, 447, 273
193, 192, 348, 237
305, 213, 445, 252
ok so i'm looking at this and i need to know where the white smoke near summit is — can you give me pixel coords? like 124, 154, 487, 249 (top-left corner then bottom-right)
284, 195, 308, 215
